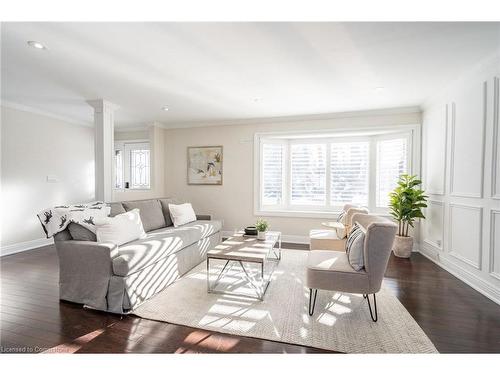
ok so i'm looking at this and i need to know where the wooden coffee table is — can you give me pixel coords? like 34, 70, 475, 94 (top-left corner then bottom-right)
206, 231, 281, 300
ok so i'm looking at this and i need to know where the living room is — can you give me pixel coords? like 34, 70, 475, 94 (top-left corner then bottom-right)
1, 0, 500, 372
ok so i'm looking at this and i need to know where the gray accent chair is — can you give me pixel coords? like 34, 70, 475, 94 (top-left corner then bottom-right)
306, 213, 397, 321
309, 204, 369, 251
54, 198, 222, 314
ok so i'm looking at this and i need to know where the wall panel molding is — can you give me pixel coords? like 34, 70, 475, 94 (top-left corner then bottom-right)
425, 105, 447, 195
492, 76, 500, 199
489, 209, 500, 281
448, 203, 483, 270
423, 200, 445, 250
449, 81, 487, 198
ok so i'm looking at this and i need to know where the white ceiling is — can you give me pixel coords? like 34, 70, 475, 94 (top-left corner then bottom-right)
2, 22, 499, 129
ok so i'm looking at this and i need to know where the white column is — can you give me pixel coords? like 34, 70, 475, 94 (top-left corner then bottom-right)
87, 99, 119, 202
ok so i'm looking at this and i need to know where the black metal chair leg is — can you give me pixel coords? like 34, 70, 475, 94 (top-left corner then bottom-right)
308, 288, 318, 316
366, 293, 378, 322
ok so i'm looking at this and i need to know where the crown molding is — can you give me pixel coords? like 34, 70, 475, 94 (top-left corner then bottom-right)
1, 100, 93, 127
156, 105, 422, 130
1, 100, 148, 131
1, 101, 422, 132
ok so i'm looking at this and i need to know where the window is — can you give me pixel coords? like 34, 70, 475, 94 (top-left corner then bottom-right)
330, 141, 370, 206
114, 149, 123, 189
114, 141, 151, 190
256, 128, 414, 216
261, 143, 284, 206
376, 137, 408, 207
290, 143, 326, 205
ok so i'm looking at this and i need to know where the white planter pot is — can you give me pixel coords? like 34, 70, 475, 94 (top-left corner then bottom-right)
392, 235, 414, 258
257, 231, 267, 240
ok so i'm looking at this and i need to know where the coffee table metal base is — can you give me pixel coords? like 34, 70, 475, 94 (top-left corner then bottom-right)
207, 259, 273, 300
206, 238, 281, 300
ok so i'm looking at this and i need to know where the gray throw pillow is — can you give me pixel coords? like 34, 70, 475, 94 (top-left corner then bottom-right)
159, 198, 180, 227
107, 202, 126, 217
122, 199, 166, 232
68, 222, 97, 242
345, 223, 365, 271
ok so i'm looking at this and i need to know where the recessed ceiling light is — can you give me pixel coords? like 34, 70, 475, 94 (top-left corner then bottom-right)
162, 106, 169, 111
27, 41, 46, 50
374, 87, 385, 92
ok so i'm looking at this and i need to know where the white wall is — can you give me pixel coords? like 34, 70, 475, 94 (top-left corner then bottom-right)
164, 109, 421, 242
1, 106, 95, 254
114, 129, 149, 141
420, 53, 500, 304
113, 125, 166, 202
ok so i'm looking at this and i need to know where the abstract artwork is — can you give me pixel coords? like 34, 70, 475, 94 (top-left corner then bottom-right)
187, 146, 223, 185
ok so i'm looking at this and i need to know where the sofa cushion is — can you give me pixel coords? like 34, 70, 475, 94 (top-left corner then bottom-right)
158, 198, 179, 227
67, 223, 97, 241
112, 220, 222, 276
122, 199, 166, 232
108, 202, 126, 217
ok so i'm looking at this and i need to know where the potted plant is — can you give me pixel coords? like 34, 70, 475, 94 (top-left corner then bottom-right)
255, 218, 269, 240
389, 174, 428, 258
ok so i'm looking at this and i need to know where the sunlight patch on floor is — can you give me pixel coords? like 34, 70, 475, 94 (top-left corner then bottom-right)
318, 312, 338, 326
42, 328, 106, 353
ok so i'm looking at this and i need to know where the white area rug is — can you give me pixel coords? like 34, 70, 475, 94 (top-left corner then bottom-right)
133, 250, 438, 353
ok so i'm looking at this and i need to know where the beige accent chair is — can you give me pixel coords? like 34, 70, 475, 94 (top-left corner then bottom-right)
309, 204, 369, 251
306, 213, 397, 321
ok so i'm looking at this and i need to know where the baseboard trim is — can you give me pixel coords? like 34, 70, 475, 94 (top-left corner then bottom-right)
418, 242, 500, 306
221, 231, 309, 245
0, 237, 53, 257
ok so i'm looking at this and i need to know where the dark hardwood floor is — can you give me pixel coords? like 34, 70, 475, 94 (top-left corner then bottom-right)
1, 243, 499, 353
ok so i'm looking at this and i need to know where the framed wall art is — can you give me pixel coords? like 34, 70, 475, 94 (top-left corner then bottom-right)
187, 146, 223, 185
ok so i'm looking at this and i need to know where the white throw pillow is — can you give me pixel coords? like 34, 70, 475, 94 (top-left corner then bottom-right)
335, 224, 347, 239
334, 210, 348, 239
94, 209, 146, 246
168, 203, 197, 227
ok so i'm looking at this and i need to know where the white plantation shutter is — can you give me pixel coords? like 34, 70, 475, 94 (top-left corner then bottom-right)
376, 137, 408, 207
291, 144, 326, 205
330, 141, 369, 206
258, 130, 413, 214
261, 143, 284, 206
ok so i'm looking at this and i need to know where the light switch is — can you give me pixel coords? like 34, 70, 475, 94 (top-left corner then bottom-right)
46, 175, 59, 183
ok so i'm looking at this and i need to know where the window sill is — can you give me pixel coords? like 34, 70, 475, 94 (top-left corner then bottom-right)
254, 209, 342, 219
254, 209, 392, 219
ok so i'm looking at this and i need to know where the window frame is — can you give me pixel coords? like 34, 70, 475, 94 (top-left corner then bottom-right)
373, 131, 413, 211
254, 124, 420, 218
114, 139, 152, 191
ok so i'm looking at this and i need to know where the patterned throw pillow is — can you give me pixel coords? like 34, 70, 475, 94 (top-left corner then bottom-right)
337, 210, 346, 224
345, 223, 365, 271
